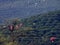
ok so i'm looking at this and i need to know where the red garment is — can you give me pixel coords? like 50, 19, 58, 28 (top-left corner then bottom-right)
15, 25, 19, 29
50, 37, 56, 42
8, 25, 14, 31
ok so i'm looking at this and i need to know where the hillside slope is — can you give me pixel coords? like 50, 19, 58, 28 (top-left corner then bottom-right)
0, 10, 60, 45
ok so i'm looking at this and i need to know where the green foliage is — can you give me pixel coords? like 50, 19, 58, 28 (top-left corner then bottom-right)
0, 10, 60, 45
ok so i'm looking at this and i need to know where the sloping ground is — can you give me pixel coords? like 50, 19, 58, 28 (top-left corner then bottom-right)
19, 10, 60, 45
0, 10, 60, 45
